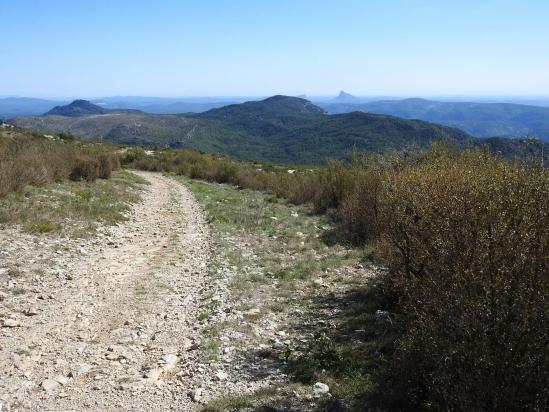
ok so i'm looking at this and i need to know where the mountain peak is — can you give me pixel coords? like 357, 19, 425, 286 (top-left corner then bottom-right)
263, 94, 300, 102
201, 95, 326, 120
45, 100, 108, 117
259, 95, 326, 115
334, 91, 358, 102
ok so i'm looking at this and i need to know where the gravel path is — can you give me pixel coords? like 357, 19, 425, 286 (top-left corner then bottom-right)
0, 172, 214, 411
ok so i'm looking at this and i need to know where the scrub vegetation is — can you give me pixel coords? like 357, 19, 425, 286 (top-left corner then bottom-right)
128, 144, 548, 411
0, 127, 121, 198
0, 127, 146, 236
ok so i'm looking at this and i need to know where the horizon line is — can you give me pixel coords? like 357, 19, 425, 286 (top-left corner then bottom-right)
3, 93, 549, 100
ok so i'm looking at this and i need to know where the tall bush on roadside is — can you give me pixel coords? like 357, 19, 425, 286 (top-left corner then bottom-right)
70, 156, 100, 182
97, 153, 121, 179
337, 168, 383, 242
311, 160, 355, 212
378, 149, 549, 411
0, 129, 120, 198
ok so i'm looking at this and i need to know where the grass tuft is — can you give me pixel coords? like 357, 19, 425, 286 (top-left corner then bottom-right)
203, 394, 254, 412
23, 220, 59, 234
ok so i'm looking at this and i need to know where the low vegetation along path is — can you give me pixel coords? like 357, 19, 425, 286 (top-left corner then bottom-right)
0, 172, 213, 411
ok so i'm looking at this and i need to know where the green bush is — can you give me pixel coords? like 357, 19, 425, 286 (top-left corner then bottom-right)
311, 160, 355, 212
24, 220, 59, 233
213, 160, 239, 183
119, 147, 146, 164
75, 189, 92, 200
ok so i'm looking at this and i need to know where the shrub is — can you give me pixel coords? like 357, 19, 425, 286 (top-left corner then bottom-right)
70, 156, 100, 182
311, 160, 355, 212
379, 150, 549, 411
96, 153, 120, 179
215, 160, 239, 183
119, 147, 146, 164
337, 169, 382, 242
75, 189, 92, 200
24, 221, 58, 233
0, 128, 118, 198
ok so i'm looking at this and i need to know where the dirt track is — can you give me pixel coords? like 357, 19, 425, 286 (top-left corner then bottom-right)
0, 172, 213, 411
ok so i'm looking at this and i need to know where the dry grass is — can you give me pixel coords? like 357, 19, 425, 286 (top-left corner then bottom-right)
0, 128, 121, 197
0, 127, 144, 237
0, 170, 147, 237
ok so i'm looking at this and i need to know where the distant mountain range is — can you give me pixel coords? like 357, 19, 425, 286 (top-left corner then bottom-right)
0, 97, 69, 119
11, 96, 546, 164
3, 94, 549, 142
319, 98, 549, 141
91, 96, 247, 114
0, 96, 248, 119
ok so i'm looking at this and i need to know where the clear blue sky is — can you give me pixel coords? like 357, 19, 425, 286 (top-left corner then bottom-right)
1, 0, 548, 97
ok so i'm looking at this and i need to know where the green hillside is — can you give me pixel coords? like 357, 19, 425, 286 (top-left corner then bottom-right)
321, 98, 549, 141
259, 111, 471, 163
11, 96, 545, 164
189, 96, 472, 162
13, 112, 203, 147
45, 99, 109, 116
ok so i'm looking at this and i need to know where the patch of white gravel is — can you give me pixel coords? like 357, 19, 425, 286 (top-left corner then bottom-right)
0, 172, 240, 411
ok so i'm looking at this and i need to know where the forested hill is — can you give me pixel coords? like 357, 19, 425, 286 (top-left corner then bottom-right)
320, 98, 549, 141
11, 96, 546, 164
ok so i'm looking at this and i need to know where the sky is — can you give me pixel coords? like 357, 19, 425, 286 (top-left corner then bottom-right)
1, 0, 548, 98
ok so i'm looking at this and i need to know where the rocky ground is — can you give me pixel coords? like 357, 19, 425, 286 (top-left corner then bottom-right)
1, 172, 379, 411
180, 178, 381, 411
0, 172, 262, 411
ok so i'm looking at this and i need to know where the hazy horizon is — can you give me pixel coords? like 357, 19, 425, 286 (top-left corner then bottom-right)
2, 0, 548, 97
3, 93, 549, 101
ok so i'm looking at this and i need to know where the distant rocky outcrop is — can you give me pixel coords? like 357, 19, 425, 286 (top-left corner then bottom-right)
333, 91, 359, 103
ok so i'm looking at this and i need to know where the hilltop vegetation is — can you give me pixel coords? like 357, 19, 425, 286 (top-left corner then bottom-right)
126, 145, 548, 410
2, 125, 546, 409
0, 126, 120, 198
12, 111, 200, 146
321, 97, 549, 141
45, 99, 109, 117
